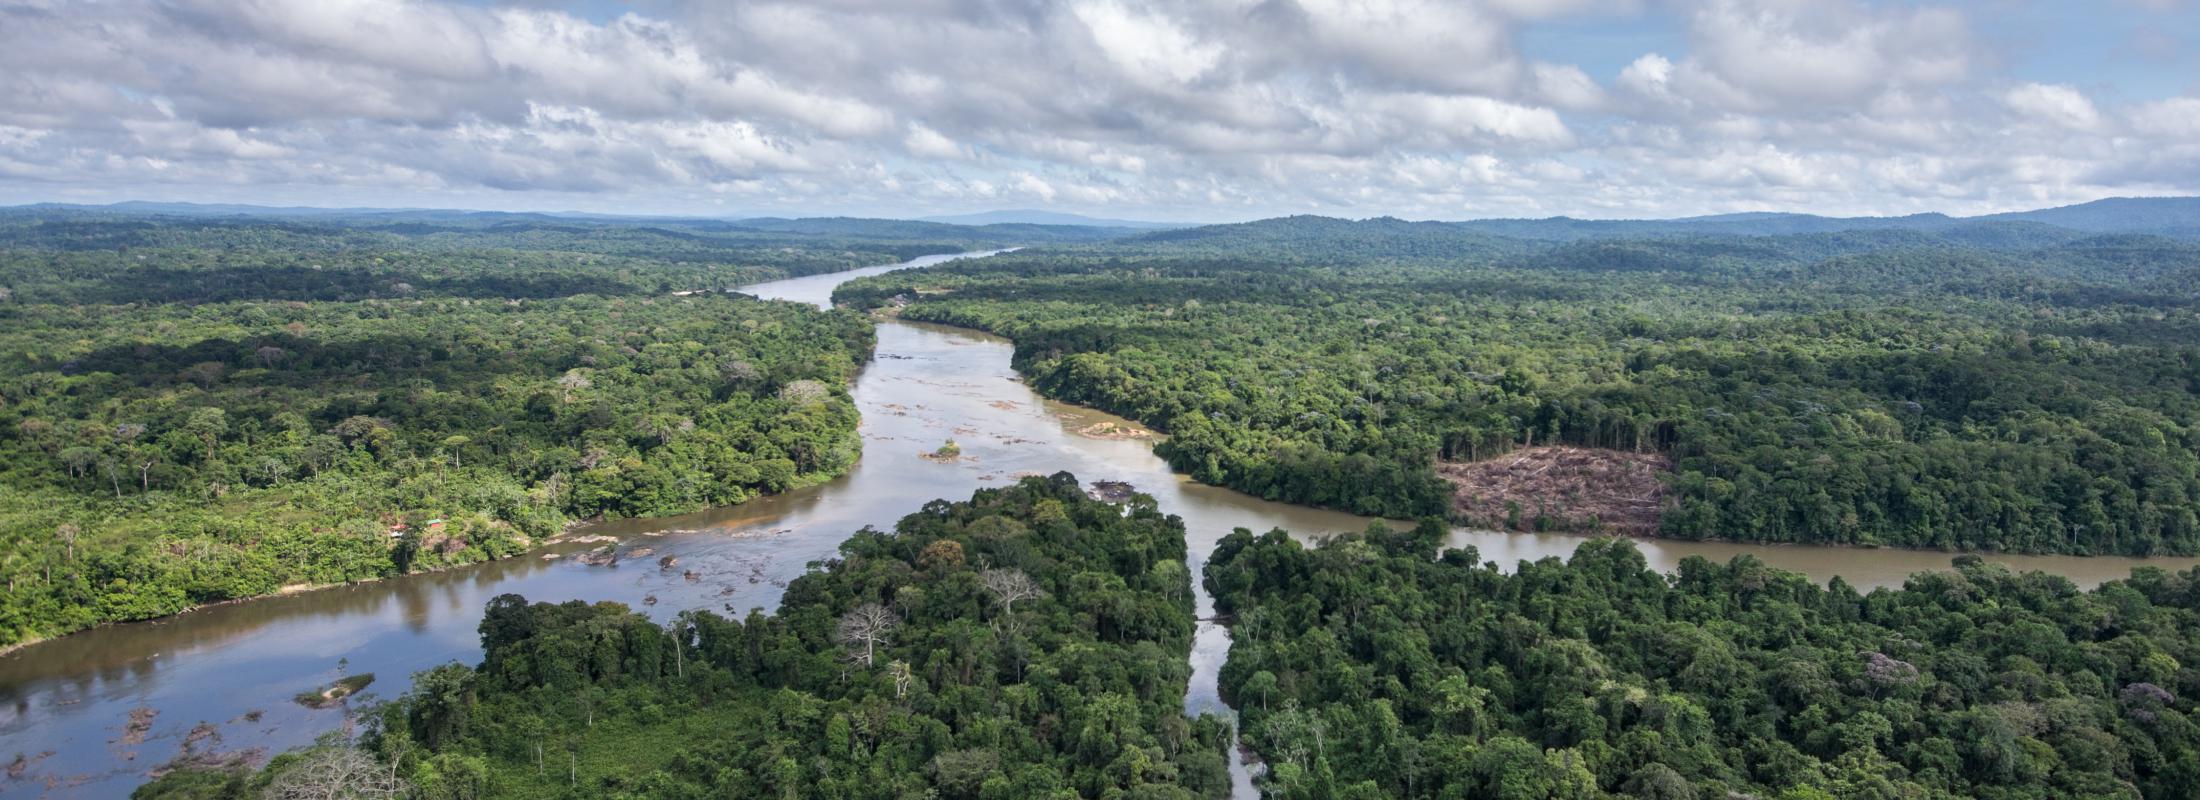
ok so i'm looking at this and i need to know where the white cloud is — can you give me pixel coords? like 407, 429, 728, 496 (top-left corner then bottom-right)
1363, 94, 1573, 145
1531, 63, 1606, 111
1014, 172, 1059, 201
2004, 83, 2103, 131
182, 0, 499, 81
2132, 96, 2200, 136
1654, 0, 1972, 112
1286, 0, 1521, 93
1071, 1, 1223, 86
903, 123, 967, 160
0, 0, 2189, 219
1618, 53, 1677, 101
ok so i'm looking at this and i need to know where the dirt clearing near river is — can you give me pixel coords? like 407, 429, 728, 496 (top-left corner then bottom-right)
1440, 446, 1671, 536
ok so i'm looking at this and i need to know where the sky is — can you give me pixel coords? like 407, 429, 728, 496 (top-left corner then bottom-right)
1, 0, 2197, 222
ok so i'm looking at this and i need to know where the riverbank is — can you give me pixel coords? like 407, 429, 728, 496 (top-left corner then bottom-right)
12, 251, 2200, 800
0, 452, 897, 657
0, 251, 1030, 799
0, 536, 543, 660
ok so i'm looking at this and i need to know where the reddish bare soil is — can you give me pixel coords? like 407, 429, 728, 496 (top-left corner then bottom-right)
1440, 446, 1672, 535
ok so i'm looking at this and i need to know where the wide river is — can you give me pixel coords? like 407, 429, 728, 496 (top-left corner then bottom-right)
7, 250, 2200, 798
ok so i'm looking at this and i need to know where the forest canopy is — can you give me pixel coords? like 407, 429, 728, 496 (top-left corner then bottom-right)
0, 210, 1088, 646
134, 476, 1232, 800
1204, 525, 2200, 799
838, 219, 2200, 555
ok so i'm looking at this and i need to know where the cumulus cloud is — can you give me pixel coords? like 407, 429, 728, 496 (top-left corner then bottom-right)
0, 0, 2191, 218
1071, 0, 1222, 86
903, 123, 968, 160
2004, 83, 2103, 131
1688, 0, 1970, 108
2133, 97, 2200, 137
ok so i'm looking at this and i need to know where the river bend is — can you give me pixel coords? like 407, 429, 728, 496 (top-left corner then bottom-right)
6, 251, 2197, 798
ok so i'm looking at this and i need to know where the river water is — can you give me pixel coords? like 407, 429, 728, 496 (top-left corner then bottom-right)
6, 251, 2199, 798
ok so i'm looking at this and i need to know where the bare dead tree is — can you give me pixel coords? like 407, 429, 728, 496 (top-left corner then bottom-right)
557, 369, 592, 403
888, 660, 912, 699
261, 743, 409, 800
980, 568, 1042, 616
778, 379, 829, 405
835, 602, 897, 667
718, 357, 760, 385
55, 524, 79, 562
101, 457, 124, 498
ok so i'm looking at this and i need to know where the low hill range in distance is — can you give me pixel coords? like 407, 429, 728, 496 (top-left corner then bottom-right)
17, 194, 2199, 239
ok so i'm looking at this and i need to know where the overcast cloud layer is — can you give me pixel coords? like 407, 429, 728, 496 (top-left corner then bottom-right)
1, 0, 2197, 220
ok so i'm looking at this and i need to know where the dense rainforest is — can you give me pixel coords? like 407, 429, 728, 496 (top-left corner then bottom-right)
0, 208, 1084, 305
0, 210, 1080, 647
135, 475, 1232, 799
23, 199, 2200, 798
1205, 526, 2200, 799
837, 218, 2200, 555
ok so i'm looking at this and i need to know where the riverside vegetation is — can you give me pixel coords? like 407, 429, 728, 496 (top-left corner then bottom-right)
0, 209, 1101, 646
838, 211, 2200, 555
1205, 524, 2200, 800
133, 475, 1233, 799
16, 200, 2200, 800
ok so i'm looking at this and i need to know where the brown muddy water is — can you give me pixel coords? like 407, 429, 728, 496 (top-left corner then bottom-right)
6, 250, 2199, 798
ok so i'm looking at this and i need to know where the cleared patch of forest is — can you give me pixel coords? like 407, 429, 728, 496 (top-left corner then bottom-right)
1440, 446, 1670, 535
840, 220, 2200, 555
1207, 525, 2200, 799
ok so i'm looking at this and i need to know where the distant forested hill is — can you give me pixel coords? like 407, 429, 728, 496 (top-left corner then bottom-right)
0, 208, 1136, 305
1450, 196, 2200, 241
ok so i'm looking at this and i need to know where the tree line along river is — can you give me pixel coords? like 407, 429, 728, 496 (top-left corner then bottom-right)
5, 251, 2196, 798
